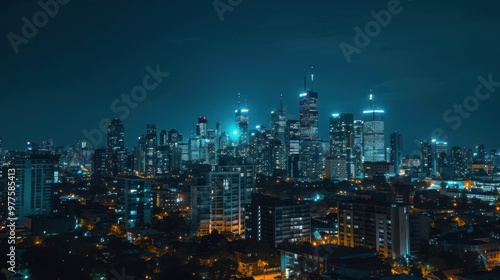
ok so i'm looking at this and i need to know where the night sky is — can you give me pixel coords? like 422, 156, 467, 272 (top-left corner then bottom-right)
2, 0, 500, 154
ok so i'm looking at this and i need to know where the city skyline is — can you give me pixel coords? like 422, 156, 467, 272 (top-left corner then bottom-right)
1, 1, 500, 152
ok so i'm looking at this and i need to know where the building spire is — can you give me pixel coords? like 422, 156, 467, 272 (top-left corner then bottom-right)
237, 92, 241, 109
310, 65, 314, 92
303, 68, 307, 92
369, 89, 373, 109
280, 93, 284, 111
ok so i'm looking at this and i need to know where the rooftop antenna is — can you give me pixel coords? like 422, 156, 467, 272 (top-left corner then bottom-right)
369, 89, 373, 109
303, 68, 307, 92
310, 66, 314, 92
280, 93, 284, 111
237, 92, 241, 109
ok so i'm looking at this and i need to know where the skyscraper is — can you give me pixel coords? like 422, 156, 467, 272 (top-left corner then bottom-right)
390, 132, 402, 173
329, 113, 354, 157
107, 118, 127, 175
235, 93, 250, 145
271, 95, 288, 172
196, 116, 208, 137
353, 120, 364, 178
299, 90, 319, 141
362, 94, 385, 162
145, 124, 157, 176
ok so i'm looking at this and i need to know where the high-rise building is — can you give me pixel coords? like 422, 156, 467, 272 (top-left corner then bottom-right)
329, 113, 354, 157
196, 116, 208, 137
475, 144, 486, 163
235, 93, 250, 146
93, 148, 111, 176
107, 118, 127, 175
337, 200, 410, 259
249, 194, 311, 247
133, 135, 146, 174
159, 130, 167, 147
420, 139, 433, 177
271, 97, 288, 172
434, 140, 448, 176
362, 109, 385, 162
116, 177, 153, 230
145, 124, 157, 176
287, 120, 301, 177
329, 113, 354, 178
209, 171, 244, 236
450, 146, 467, 177
299, 90, 319, 141
299, 140, 322, 180
390, 132, 402, 173
353, 120, 364, 178
15, 154, 60, 226
325, 156, 348, 180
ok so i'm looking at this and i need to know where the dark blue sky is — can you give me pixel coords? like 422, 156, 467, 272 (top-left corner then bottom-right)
1, 0, 500, 154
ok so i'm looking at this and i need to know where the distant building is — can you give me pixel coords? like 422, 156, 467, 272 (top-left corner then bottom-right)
325, 156, 348, 181
107, 118, 127, 175
390, 132, 402, 173
363, 109, 385, 163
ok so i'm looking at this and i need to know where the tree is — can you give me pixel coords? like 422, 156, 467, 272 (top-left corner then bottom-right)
209, 258, 238, 280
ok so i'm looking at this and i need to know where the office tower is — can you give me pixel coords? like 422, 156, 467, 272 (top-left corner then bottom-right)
299, 91, 319, 141
362, 93, 385, 162
156, 145, 169, 175
159, 130, 167, 147
93, 148, 111, 176
0, 137, 2, 155
450, 146, 467, 177
191, 178, 211, 236
15, 154, 60, 226
209, 171, 244, 236
353, 120, 364, 178
249, 194, 311, 247
116, 177, 153, 230
133, 135, 146, 174
299, 140, 322, 180
287, 120, 301, 177
196, 116, 208, 137
337, 200, 410, 259
235, 93, 250, 145
188, 137, 201, 162
420, 139, 433, 177
107, 118, 127, 175
475, 144, 486, 163
390, 132, 402, 173
329, 113, 354, 157
271, 95, 288, 172
434, 140, 448, 176
145, 124, 157, 176
329, 113, 354, 178
325, 156, 348, 180
168, 128, 183, 143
